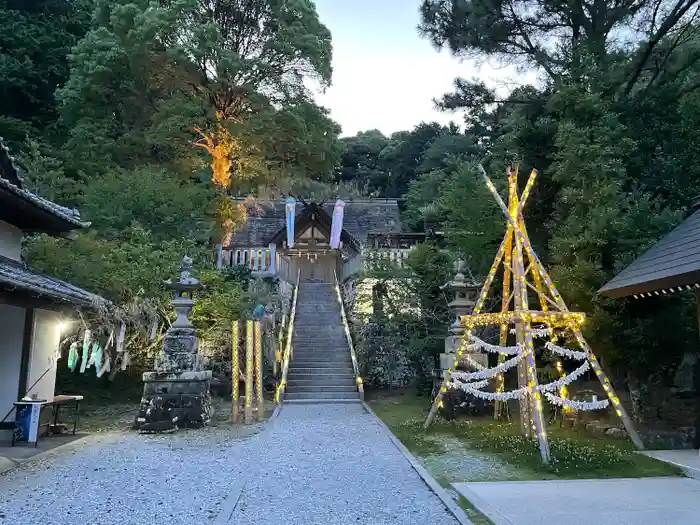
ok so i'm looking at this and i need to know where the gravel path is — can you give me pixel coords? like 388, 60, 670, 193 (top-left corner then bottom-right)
0, 405, 460, 525
226, 403, 460, 525
0, 425, 264, 525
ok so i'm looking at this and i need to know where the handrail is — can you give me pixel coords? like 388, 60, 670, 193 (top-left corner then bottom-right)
333, 270, 365, 400
275, 269, 301, 403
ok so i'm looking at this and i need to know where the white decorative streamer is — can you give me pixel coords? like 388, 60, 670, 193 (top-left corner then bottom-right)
452, 352, 525, 381
510, 327, 551, 339
468, 336, 521, 355
544, 392, 609, 410
545, 342, 589, 360
457, 383, 528, 401
538, 361, 590, 392
448, 379, 489, 391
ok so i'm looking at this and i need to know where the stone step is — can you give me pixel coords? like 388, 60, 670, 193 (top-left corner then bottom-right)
292, 359, 353, 367
287, 384, 357, 393
287, 378, 356, 387
288, 371, 355, 380
284, 398, 362, 405
285, 391, 360, 401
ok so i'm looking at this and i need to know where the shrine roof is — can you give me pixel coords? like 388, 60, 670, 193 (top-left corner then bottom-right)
226, 198, 402, 248
599, 208, 700, 298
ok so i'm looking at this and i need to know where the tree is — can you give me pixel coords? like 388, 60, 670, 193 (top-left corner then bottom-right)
0, 0, 92, 143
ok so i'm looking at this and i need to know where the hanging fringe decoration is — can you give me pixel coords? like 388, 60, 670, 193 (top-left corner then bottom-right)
448, 379, 489, 390
544, 392, 609, 410
79, 329, 91, 373
538, 361, 590, 392
116, 323, 126, 353
545, 342, 589, 360
468, 335, 521, 355
456, 383, 528, 401
330, 199, 346, 249
510, 327, 551, 339
452, 352, 525, 381
67, 342, 79, 372
285, 196, 296, 249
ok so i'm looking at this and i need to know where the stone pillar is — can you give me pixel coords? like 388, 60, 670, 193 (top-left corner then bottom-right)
439, 260, 484, 379
135, 255, 212, 433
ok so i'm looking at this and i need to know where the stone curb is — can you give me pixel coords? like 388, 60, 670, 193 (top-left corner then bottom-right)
0, 433, 99, 477
451, 483, 514, 525
361, 401, 474, 525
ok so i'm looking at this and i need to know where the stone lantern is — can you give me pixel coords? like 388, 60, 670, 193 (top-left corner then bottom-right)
135, 255, 213, 433
438, 260, 484, 379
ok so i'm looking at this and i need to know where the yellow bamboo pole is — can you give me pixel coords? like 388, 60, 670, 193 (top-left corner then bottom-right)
245, 320, 254, 424
232, 320, 240, 423
254, 320, 264, 421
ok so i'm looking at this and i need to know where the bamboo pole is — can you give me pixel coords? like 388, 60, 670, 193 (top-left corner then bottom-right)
245, 320, 254, 424
254, 320, 264, 421
232, 320, 240, 423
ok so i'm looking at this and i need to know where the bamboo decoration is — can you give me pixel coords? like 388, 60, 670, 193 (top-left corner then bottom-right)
424, 163, 644, 462
245, 320, 254, 424
231, 320, 240, 423
254, 320, 264, 421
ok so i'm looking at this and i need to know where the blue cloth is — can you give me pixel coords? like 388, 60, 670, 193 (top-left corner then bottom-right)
252, 304, 265, 318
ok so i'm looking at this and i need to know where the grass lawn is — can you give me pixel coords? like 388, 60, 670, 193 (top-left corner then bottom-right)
370, 391, 683, 479
370, 391, 683, 524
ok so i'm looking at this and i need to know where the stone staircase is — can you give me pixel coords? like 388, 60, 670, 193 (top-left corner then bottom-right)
285, 281, 360, 403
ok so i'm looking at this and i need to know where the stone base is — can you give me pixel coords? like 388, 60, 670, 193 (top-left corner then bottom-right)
135, 370, 213, 433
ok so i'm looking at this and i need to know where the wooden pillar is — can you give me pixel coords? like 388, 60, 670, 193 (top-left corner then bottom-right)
255, 321, 264, 421
231, 320, 240, 423
244, 320, 254, 424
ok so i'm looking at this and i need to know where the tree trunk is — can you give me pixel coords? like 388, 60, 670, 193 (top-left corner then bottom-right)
626, 371, 649, 424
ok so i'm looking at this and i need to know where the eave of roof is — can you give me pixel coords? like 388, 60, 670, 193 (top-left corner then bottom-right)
599, 208, 700, 298
0, 255, 107, 309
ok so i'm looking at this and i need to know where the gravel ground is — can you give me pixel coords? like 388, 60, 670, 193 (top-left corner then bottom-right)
0, 405, 460, 525
0, 425, 264, 525
227, 403, 460, 525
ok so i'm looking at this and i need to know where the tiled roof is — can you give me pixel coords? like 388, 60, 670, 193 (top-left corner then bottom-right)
0, 137, 90, 229
0, 255, 107, 308
599, 209, 700, 297
227, 199, 402, 247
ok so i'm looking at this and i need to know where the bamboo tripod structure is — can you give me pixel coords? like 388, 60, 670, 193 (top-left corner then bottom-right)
231, 320, 265, 424
424, 165, 644, 462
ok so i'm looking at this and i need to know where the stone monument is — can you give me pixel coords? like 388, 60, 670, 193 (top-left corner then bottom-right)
135, 255, 212, 433
439, 260, 484, 377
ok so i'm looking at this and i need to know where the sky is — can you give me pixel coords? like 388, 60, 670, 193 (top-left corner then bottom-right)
310, 0, 538, 138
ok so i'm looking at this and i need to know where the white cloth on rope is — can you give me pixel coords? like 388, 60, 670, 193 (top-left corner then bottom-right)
451, 352, 525, 382
510, 327, 551, 339
468, 335, 521, 355
544, 392, 609, 410
538, 361, 590, 392
456, 383, 528, 401
545, 341, 589, 360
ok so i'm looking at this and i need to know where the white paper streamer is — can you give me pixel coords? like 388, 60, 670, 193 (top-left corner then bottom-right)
116, 323, 126, 353
452, 352, 525, 382
510, 327, 551, 339
468, 336, 521, 355
545, 342, 589, 360
457, 383, 528, 401
96, 354, 111, 378
150, 321, 158, 341
448, 379, 489, 391
544, 392, 609, 410
538, 361, 590, 392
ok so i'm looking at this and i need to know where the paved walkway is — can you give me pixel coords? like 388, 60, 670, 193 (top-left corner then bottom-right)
454, 477, 700, 525
0, 404, 459, 525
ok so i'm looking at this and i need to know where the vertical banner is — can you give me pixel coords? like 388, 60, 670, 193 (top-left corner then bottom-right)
254, 321, 264, 421
245, 320, 254, 424
232, 320, 239, 423
285, 197, 296, 249
330, 199, 346, 249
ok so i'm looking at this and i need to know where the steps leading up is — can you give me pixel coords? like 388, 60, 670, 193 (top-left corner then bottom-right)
283, 281, 360, 404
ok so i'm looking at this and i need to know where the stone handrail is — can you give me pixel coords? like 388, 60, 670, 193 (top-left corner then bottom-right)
333, 270, 365, 400
275, 269, 301, 403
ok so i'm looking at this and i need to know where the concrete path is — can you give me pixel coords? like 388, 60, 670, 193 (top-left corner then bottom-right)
454, 477, 700, 525
224, 403, 461, 525
0, 404, 460, 525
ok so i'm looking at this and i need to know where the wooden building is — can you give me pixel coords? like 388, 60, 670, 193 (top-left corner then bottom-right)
0, 140, 105, 436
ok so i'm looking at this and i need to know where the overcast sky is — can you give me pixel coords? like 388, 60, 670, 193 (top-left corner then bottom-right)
310, 0, 537, 138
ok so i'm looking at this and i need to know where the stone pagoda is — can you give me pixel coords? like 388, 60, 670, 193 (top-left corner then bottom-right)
135, 255, 212, 433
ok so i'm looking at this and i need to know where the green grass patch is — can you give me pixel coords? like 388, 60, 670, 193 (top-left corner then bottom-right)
456, 495, 495, 525
368, 392, 683, 480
